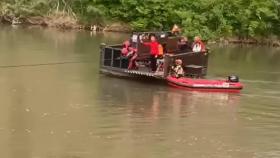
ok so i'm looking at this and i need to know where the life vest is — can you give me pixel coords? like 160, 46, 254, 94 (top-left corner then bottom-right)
192, 40, 206, 53
192, 43, 202, 52
171, 65, 184, 78
158, 44, 163, 55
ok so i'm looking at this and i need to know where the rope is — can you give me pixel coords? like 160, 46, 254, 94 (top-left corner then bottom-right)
0, 61, 93, 69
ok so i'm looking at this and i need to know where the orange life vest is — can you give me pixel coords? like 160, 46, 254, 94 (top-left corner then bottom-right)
158, 44, 163, 55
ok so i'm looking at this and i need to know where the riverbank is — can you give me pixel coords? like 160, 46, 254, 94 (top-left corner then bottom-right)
1, 14, 279, 47
215, 37, 280, 47
0, 13, 132, 32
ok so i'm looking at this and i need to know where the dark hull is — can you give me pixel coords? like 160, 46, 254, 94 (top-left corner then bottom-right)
100, 67, 165, 80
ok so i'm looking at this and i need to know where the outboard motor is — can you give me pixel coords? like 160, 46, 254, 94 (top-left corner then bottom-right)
228, 75, 239, 83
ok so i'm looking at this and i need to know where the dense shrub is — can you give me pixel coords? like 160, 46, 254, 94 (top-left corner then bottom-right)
1, 0, 279, 39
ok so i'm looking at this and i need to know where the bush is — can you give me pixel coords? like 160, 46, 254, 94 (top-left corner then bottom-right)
1, 0, 279, 40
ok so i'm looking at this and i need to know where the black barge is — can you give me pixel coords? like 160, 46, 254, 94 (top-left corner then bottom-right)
100, 31, 209, 80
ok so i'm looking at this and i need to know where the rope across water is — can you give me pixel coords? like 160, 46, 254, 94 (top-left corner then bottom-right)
0, 61, 93, 69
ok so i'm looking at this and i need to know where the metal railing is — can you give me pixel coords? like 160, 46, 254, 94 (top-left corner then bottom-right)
100, 43, 209, 78
101, 44, 128, 69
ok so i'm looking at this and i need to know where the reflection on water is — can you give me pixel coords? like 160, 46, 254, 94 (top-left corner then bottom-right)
0, 25, 279, 158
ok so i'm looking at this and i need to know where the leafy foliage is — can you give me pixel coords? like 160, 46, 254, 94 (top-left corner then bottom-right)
0, 0, 279, 39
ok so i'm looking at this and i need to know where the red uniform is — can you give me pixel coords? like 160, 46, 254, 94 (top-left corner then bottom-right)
142, 41, 159, 72
143, 41, 159, 56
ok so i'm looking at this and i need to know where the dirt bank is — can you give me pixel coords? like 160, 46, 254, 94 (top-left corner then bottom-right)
1, 15, 279, 47
0, 14, 132, 32
211, 37, 280, 47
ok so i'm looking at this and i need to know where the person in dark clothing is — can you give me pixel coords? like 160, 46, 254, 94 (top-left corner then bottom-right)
178, 37, 192, 52
141, 36, 160, 72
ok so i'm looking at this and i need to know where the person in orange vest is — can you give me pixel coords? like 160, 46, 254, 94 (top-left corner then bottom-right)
158, 43, 164, 57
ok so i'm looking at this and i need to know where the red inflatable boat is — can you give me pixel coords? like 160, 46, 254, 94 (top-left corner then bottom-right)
167, 76, 243, 93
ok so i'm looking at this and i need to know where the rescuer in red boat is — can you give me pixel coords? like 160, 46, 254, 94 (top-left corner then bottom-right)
170, 59, 184, 78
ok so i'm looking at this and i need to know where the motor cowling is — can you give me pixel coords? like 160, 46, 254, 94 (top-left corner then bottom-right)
228, 75, 239, 83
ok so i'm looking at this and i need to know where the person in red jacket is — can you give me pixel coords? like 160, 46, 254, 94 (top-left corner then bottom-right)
141, 35, 159, 72
192, 36, 206, 53
121, 40, 134, 57
121, 40, 138, 69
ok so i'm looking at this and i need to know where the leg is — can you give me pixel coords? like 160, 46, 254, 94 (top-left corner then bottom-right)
150, 55, 157, 72
128, 53, 137, 70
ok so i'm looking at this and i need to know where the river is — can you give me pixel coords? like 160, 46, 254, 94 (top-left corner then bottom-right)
0, 25, 279, 158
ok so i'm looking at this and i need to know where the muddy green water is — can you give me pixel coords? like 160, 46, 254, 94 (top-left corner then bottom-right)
0, 25, 279, 158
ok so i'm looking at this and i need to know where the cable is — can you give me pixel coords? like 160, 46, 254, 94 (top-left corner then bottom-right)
0, 61, 94, 69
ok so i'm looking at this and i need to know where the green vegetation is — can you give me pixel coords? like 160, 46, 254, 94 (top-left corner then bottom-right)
0, 0, 279, 40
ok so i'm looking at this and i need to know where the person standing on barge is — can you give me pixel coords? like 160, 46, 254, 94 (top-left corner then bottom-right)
141, 35, 160, 72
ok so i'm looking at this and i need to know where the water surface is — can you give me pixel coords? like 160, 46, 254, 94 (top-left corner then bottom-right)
0, 25, 279, 158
